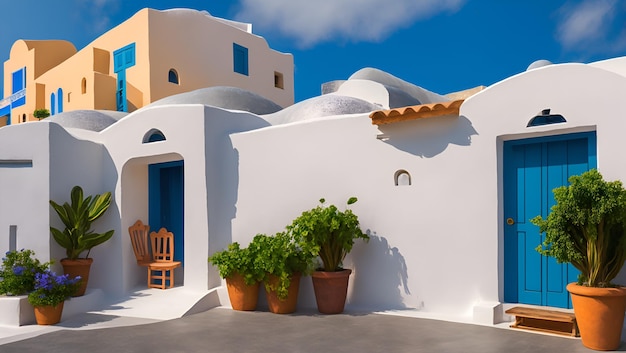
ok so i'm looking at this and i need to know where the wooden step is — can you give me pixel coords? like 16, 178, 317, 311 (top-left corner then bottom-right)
505, 306, 578, 337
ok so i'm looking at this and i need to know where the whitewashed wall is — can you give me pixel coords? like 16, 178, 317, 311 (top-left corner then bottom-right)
0, 123, 51, 263
229, 62, 626, 320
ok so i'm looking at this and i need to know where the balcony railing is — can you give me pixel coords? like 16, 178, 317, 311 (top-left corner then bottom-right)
0, 89, 26, 110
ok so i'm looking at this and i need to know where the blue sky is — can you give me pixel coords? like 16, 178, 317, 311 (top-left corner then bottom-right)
2, 0, 626, 102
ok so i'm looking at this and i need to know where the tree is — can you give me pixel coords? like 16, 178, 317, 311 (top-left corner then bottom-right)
33, 109, 50, 120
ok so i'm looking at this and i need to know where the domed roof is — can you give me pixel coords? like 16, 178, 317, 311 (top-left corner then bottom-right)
263, 94, 379, 125
349, 68, 449, 105
147, 86, 283, 115
527, 59, 553, 71
48, 110, 127, 132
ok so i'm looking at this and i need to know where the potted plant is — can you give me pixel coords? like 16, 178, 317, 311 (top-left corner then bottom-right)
532, 169, 626, 351
28, 269, 81, 325
288, 197, 369, 314
209, 242, 264, 311
50, 185, 115, 296
252, 233, 314, 314
0, 249, 49, 296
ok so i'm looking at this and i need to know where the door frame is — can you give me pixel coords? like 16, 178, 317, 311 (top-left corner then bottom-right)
502, 131, 597, 307
148, 160, 184, 263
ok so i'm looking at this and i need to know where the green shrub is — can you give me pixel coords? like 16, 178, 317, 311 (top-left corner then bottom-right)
532, 169, 626, 287
288, 197, 368, 271
208, 242, 264, 285
251, 233, 314, 300
0, 249, 49, 296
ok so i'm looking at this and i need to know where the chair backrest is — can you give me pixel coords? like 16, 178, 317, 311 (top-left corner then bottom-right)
150, 228, 175, 263
129, 220, 151, 264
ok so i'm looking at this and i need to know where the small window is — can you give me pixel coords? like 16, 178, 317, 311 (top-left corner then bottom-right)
394, 169, 412, 186
81, 78, 87, 94
233, 43, 249, 76
168, 69, 179, 84
51, 93, 56, 115
57, 88, 63, 113
143, 128, 166, 143
274, 71, 284, 89
67, 92, 71, 103
22, 114, 26, 123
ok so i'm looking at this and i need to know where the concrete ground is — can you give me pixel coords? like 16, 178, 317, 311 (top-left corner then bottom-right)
1, 307, 621, 353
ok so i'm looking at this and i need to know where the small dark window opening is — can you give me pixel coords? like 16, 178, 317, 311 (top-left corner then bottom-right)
527, 109, 566, 127
168, 69, 179, 84
22, 114, 26, 123
143, 129, 166, 143
81, 78, 87, 94
274, 71, 284, 89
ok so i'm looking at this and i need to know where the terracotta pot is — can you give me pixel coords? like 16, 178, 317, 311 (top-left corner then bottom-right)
311, 269, 352, 314
61, 258, 93, 297
264, 273, 301, 314
33, 302, 64, 325
567, 283, 626, 351
226, 273, 260, 311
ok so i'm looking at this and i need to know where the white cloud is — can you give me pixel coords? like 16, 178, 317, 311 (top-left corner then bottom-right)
234, 0, 465, 48
556, 0, 626, 53
74, 0, 121, 34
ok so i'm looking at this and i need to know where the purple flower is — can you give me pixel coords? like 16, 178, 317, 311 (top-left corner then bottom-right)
12, 266, 25, 275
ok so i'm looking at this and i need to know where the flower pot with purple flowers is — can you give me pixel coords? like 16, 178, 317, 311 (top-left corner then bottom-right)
28, 270, 81, 325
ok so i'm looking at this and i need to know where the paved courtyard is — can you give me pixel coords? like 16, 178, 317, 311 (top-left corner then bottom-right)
1, 308, 619, 353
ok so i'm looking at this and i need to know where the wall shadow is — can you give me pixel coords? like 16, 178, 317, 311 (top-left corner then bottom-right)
377, 115, 478, 158
347, 232, 410, 310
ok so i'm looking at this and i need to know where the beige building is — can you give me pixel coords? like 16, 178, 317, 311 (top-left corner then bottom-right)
0, 8, 294, 126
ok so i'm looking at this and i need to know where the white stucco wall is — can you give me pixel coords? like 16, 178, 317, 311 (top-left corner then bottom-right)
0, 123, 51, 262
229, 62, 626, 318
2, 57, 626, 324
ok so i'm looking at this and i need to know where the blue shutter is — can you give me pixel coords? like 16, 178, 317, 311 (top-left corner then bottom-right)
233, 43, 249, 76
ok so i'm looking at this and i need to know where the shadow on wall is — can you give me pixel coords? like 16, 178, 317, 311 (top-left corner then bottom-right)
347, 232, 410, 310
377, 115, 478, 158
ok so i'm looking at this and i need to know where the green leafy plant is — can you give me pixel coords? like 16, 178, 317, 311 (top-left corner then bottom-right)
50, 186, 115, 259
532, 169, 626, 287
33, 108, 50, 120
208, 242, 264, 285
251, 233, 314, 300
0, 249, 50, 296
27, 270, 81, 307
288, 197, 369, 271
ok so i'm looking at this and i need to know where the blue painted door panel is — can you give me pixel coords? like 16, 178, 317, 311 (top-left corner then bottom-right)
113, 43, 135, 112
504, 132, 596, 308
149, 161, 184, 263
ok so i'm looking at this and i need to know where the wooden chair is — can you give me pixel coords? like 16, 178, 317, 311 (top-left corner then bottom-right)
148, 228, 182, 289
129, 220, 152, 267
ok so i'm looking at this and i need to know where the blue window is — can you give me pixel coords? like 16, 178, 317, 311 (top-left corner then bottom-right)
168, 69, 179, 84
11, 68, 26, 109
57, 88, 63, 113
113, 43, 136, 73
12, 68, 25, 94
51, 93, 56, 115
233, 43, 249, 76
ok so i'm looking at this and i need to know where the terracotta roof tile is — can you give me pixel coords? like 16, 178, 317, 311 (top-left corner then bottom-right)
370, 99, 464, 125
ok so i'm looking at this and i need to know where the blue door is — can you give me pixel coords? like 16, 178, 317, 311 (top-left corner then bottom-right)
149, 161, 184, 263
113, 43, 136, 112
503, 132, 596, 308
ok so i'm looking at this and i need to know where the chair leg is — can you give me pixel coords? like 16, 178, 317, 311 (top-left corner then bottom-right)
169, 270, 174, 289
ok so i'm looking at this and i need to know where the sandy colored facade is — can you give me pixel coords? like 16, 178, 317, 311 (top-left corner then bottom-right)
0, 8, 294, 125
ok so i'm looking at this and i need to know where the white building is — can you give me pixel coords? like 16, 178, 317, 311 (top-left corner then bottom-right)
1, 56, 626, 327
